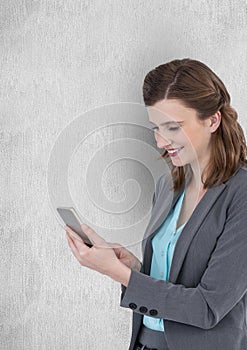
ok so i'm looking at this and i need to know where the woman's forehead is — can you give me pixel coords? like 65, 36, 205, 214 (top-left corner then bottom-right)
147, 107, 185, 124
147, 100, 196, 124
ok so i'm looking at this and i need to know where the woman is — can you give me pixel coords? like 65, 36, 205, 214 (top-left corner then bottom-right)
65, 58, 247, 350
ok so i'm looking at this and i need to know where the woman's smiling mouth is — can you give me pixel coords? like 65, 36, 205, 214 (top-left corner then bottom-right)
166, 147, 184, 156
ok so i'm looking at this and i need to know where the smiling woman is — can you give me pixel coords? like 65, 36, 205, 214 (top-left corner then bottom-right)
144, 59, 247, 192
65, 58, 247, 350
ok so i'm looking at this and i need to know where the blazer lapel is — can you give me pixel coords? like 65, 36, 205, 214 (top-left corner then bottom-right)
142, 180, 226, 282
168, 183, 226, 282
142, 187, 182, 275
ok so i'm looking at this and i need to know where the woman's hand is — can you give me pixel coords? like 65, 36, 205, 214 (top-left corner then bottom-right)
65, 223, 131, 287
107, 242, 142, 272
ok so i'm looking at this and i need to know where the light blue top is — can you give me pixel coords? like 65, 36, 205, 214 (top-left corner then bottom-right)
143, 188, 187, 331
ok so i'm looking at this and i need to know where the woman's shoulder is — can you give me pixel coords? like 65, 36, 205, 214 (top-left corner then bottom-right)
155, 171, 173, 191
239, 165, 247, 173
155, 165, 247, 194
227, 165, 247, 183
224, 165, 247, 194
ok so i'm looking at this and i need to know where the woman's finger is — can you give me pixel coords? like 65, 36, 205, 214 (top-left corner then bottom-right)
66, 232, 82, 262
81, 223, 107, 247
107, 242, 123, 249
65, 225, 83, 242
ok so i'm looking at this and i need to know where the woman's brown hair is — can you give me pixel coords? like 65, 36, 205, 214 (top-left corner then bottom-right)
143, 58, 247, 191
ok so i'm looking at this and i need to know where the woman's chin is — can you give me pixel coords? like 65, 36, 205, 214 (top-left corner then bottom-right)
170, 157, 184, 166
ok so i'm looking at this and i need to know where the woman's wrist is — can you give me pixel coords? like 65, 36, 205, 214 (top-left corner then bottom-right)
107, 260, 131, 287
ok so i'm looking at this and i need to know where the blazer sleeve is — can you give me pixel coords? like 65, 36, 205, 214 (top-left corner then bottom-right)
120, 181, 247, 330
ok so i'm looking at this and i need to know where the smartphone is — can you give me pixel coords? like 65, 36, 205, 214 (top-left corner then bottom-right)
57, 207, 93, 247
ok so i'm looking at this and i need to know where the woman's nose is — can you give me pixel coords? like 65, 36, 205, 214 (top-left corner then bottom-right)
154, 131, 172, 149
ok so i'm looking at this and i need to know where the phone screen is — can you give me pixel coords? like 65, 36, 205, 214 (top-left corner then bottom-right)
57, 207, 93, 247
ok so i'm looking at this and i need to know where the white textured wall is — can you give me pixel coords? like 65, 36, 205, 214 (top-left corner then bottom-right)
1, 1, 247, 349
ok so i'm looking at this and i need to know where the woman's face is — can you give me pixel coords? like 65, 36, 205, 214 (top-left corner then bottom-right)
148, 99, 218, 170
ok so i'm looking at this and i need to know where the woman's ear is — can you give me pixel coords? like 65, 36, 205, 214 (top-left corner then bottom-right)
209, 111, 221, 133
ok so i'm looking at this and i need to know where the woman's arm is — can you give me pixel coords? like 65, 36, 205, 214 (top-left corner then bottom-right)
119, 185, 247, 330
65, 175, 164, 285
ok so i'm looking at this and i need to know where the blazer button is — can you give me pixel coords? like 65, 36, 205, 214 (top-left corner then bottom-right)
129, 303, 137, 310
139, 306, 148, 313
149, 309, 158, 316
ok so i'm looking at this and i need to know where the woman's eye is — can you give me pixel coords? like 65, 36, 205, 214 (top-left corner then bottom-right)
151, 126, 180, 131
168, 127, 180, 131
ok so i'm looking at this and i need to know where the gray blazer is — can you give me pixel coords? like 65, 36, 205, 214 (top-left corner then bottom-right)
120, 165, 247, 350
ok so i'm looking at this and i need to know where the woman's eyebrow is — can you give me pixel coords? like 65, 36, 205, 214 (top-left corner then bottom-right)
149, 120, 184, 126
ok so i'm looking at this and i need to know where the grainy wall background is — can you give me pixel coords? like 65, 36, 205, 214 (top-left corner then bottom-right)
1, 1, 247, 350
